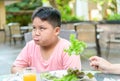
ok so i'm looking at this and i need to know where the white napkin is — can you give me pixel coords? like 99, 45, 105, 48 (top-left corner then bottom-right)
104, 78, 120, 81
2, 74, 22, 81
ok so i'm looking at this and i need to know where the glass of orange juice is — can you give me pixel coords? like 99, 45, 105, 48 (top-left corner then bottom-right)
23, 67, 36, 81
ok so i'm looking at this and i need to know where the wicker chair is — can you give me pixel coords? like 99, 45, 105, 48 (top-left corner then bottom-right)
24, 32, 32, 43
59, 29, 77, 41
8, 23, 24, 45
106, 32, 120, 58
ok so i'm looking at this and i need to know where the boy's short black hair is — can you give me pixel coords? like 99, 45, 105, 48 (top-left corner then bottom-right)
32, 7, 61, 28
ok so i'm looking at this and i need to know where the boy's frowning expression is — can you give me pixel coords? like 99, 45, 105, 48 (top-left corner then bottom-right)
32, 17, 60, 46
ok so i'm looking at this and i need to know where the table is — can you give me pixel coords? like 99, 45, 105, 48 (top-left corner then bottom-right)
74, 22, 104, 56
20, 26, 33, 33
0, 71, 120, 81
20, 26, 33, 30
95, 73, 120, 81
0, 74, 11, 81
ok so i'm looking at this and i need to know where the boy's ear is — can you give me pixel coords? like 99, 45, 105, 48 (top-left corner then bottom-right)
54, 27, 60, 35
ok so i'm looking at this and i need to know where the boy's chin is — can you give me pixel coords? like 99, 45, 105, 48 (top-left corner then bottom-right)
34, 40, 40, 44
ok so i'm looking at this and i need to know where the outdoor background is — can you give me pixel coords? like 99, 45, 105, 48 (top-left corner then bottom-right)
0, 0, 120, 75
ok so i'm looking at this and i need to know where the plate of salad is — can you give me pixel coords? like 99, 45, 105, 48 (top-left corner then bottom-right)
40, 68, 97, 81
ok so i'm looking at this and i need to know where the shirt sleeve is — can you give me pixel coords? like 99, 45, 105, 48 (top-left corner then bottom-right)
13, 43, 30, 67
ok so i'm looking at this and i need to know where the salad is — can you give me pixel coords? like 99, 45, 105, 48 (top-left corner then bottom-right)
64, 34, 87, 55
40, 68, 94, 81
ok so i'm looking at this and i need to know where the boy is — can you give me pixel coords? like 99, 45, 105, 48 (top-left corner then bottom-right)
11, 7, 81, 73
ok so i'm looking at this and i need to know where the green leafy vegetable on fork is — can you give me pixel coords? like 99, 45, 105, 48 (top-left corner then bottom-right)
64, 34, 87, 55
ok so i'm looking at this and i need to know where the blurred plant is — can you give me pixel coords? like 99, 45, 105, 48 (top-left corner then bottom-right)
90, 0, 117, 19
6, 0, 42, 11
99, 0, 117, 20
6, 0, 42, 26
107, 0, 117, 15
106, 13, 120, 20
47, 0, 82, 22
6, 14, 32, 26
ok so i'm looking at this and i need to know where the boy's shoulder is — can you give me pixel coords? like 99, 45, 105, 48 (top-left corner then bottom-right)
27, 40, 35, 44
26, 40, 37, 47
59, 38, 70, 45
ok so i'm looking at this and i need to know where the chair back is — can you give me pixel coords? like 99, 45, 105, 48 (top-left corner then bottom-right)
4, 24, 10, 36
9, 23, 21, 36
61, 23, 74, 30
108, 32, 120, 43
59, 29, 77, 41
24, 32, 32, 43
75, 23, 96, 47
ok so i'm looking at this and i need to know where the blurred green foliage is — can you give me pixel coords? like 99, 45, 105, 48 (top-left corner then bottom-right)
6, 0, 83, 26
55, 0, 82, 22
106, 13, 120, 20
6, 0, 42, 26
6, 0, 42, 11
6, 14, 32, 26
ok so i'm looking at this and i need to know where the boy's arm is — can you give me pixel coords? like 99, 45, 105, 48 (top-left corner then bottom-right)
11, 42, 31, 74
11, 65, 25, 74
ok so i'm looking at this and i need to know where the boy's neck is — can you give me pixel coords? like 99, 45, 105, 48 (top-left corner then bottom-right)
40, 37, 60, 51
40, 38, 60, 60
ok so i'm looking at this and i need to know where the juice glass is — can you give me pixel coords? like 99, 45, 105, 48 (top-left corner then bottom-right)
23, 67, 36, 81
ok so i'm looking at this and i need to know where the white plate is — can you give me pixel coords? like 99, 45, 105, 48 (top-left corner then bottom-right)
41, 70, 97, 81
49, 70, 67, 78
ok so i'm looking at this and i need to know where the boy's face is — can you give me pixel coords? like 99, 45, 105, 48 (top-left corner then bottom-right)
32, 17, 60, 46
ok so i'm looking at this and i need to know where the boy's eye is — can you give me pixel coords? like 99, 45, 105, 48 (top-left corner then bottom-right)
32, 26, 47, 32
33, 26, 36, 29
39, 27, 46, 30
32, 26, 37, 31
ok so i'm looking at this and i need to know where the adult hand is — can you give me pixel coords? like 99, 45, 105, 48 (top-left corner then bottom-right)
89, 56, 112, 73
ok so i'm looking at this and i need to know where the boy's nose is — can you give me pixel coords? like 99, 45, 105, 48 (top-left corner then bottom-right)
35, 29, 40, 35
